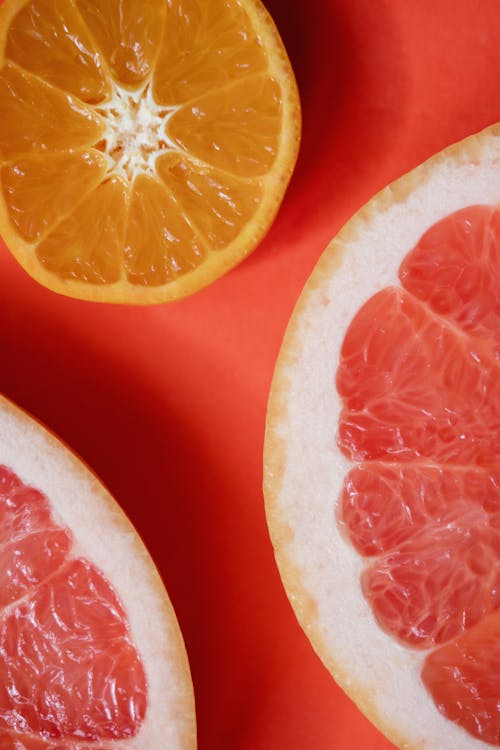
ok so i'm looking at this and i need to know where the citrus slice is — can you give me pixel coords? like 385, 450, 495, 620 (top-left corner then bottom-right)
264, 124, 500, 749
0, 0, 300, 304
0, 393, 196, 748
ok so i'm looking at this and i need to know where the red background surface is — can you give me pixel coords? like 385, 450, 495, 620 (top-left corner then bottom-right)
1, 1, 500, 748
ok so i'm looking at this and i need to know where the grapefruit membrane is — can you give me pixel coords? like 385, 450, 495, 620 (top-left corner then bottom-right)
0, 393, 196, 749
264, 124, 500, 748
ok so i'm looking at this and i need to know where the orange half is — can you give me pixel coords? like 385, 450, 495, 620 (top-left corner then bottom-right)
0, 0, 300, 303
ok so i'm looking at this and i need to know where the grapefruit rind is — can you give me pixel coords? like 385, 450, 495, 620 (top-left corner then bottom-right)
0, 393, 196, 749
264, 123, 500, 750
0, 0, 301, 304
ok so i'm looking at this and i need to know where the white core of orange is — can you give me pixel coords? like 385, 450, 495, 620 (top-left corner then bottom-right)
95, 81, 179, 182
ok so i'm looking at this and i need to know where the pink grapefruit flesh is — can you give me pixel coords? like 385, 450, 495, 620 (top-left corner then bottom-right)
0, 394, 196, 749
337, 205, 500, 744
0, 464, 146, 746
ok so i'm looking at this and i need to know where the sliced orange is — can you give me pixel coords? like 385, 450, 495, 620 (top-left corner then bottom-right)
0, 392, 196, 748
264, 124, 500, 749
0, 0, 300, 303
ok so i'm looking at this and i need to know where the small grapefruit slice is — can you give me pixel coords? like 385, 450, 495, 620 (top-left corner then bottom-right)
0, 0, 300, 304
264, 124, 500, 748
0, 393, 196, 748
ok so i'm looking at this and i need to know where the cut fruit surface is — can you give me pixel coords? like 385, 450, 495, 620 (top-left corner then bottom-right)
0, 0, 300, 304
264, 124, 500, 749
0, 394, 196, 748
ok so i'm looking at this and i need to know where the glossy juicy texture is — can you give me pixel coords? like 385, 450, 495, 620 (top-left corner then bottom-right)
0, 0, 285, 290
340, 463, 500, 647
422, 609, 500, 745
337, 286, 500, 466
336, 205, 500, 744
0, 466, 146, 747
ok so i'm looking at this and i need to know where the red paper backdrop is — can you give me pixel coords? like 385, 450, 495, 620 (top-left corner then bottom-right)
1, 1, 500, 748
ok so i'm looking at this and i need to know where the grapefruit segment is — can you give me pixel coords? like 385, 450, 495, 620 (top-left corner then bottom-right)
0, 529, 71, 606
337, 286, 500, 466
0, 466, 146, 743
400, 205, 500, 359
361, 509, 500, 647
422, 610, 500, 745
5, 0, 110, 103
340, 463, 500, 556
337, 206, 500, 730
343, 464, 500, 649
0, 558, 146, 741
0, 474, 71, 606
0, 735, 92, 749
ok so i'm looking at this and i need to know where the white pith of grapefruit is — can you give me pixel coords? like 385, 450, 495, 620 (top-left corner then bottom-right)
0, 392, 196, 749
264, 123, 500, 749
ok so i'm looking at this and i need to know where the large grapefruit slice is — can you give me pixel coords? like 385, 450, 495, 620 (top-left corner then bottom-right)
264, 124, 500, 748
0, 393, 196, 748
0, 0, 300, 304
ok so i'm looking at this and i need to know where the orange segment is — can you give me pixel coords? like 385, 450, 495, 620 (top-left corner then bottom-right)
125, 175, 206, 286
153, 0, 267, 106
168, 76, 283, 177
36, 177, 127, 284
5, 0, 110, 103
0, 63, 104, 161
156, 153, 263, 250
1, 151, 108, 243
74, 0, 166, 87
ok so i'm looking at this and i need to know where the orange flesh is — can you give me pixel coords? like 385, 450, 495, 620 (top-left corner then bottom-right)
152, 0, 267, 106
74, 0, 166, 87
336, 205, 500, 744
0, 465, 146, 748
5, 0, 109, 103
0, 0, 284, 291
